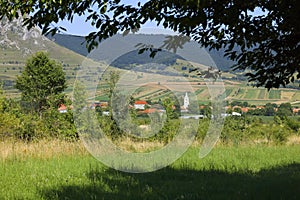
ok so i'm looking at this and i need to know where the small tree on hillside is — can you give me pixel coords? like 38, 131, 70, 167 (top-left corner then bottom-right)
16, 52, 66, 113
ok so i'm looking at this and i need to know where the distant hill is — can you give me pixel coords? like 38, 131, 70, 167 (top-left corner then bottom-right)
0, 17, 88, 94
47, 34, 89, 57
47, 33, 237, 72
110, 49, 184, 69
206, 48, 237, 72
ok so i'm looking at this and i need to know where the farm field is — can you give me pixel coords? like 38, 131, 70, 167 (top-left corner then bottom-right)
106, 82, 300, 106
2, 48, 300, 106
1, 140, 300, 199
87, 69, 300, 106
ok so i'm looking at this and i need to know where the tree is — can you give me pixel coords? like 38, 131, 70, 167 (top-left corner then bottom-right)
264, 103, 275, 116
162, 98, 179, 120
276, 102, 293, 118
247, 107, 265, 116
16, 52, 66, 112
231, 101, 243, 107
233, 107, 242, 113
2, 1, 300, 88
200, 105, 212, 118
242, 102, 249, 108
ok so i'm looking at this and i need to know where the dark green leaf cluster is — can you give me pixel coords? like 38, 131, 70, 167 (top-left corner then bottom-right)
1, 0, 299, 88
15, 52, 67, 112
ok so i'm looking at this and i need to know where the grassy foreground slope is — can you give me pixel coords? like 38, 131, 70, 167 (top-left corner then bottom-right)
1, 141, 300, 199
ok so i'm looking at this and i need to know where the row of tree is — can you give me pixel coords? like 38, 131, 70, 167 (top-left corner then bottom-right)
228, 102, 295, 117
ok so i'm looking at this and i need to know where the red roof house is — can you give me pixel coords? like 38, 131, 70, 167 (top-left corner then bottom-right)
134, 100, 148, 110
58, 104, 67, 113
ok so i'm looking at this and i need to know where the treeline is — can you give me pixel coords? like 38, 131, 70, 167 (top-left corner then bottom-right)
228, 100, 296, 117
1, 60, 22, 65
1, 90, 300, 145
215, 116, 300, 145
110, 49, 183, 69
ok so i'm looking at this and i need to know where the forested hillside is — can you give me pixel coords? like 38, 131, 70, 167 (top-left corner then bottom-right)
47, 33, 236, 71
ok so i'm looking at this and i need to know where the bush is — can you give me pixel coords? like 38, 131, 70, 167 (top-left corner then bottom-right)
41, 108, 78, 141
285, 118, 300, 133
0, 97, 78, 141
0, 112, 20, 139
220, 117, 247, 145
196, 119, 210, 141
270, 125, 289, 145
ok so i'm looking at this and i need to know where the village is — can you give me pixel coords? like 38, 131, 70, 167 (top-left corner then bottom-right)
58, 92, 300, 118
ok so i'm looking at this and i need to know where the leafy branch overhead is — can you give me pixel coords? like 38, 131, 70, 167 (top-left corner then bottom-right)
135, 34, 190, 58
1, 0, 299, 88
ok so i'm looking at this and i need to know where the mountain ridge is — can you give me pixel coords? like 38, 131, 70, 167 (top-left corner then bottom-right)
47, 33, 237, 72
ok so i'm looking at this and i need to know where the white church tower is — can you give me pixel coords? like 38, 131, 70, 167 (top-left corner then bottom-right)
183, 92, 189, 109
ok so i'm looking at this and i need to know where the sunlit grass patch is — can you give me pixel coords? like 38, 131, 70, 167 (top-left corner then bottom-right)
1, 144, 300, 199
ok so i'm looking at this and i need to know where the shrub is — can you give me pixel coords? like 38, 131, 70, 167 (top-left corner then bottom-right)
285, 118, 300, 133
270, 125, 289, 145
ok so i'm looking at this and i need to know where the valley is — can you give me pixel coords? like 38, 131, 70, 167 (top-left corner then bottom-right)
1, 18, 300, 108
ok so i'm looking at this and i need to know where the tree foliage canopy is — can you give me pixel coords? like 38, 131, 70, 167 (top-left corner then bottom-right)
1, 0, 300, 88
16, 52, 66, 112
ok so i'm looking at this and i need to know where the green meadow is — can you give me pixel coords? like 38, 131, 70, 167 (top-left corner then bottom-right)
1, 141, 300, 200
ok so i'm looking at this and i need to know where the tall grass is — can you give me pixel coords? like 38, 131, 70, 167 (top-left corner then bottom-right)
1, 140, 300, 199
0, 139, 87, 161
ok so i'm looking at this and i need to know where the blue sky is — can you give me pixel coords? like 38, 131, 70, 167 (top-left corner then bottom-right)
56, 16, 175, 36
56, 0, 169, 36
56, 1, 265, 36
